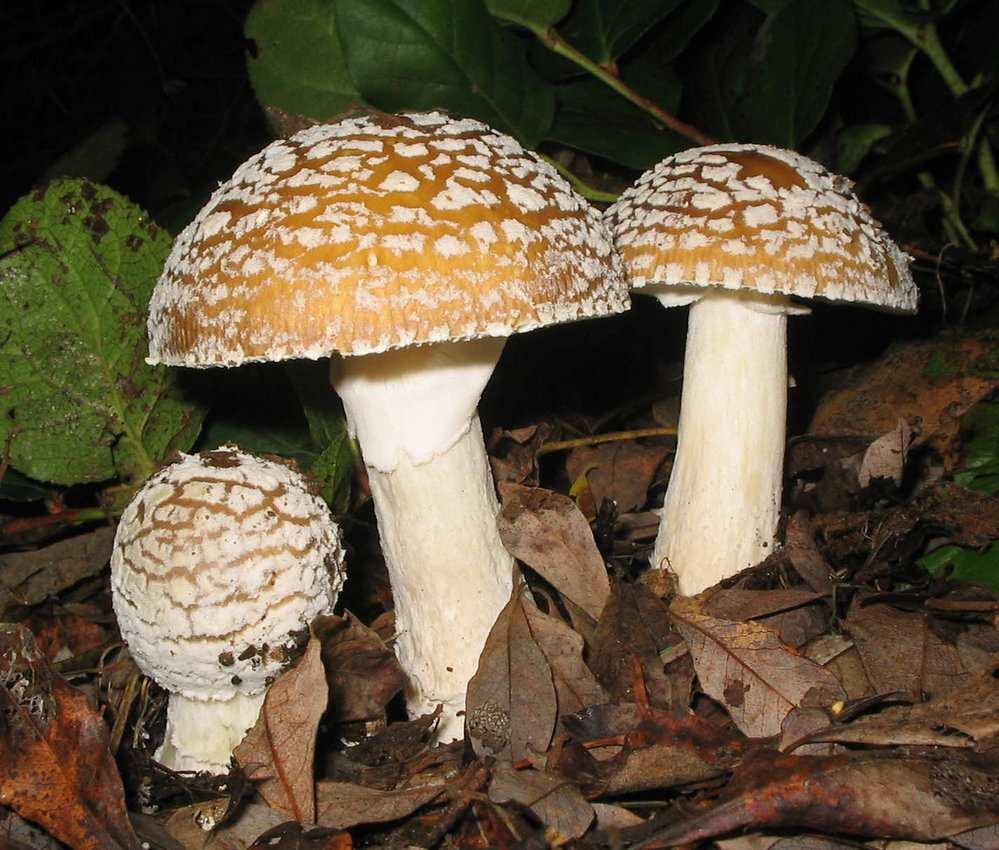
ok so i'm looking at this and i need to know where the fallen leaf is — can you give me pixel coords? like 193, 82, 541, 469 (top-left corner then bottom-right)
465, 589, 558, 760
487, 423, 552, 486
845, 597, 978, 699
858, 419, 914, 488
0, 624, 140, 850
488, 762, 593, 840
591, 803, 645, 830
784, 513, 836, 593
316, 613, 405, 724
808, 333, 998, 469
565, 440, 670, 514
622, 750, 999, 847
26, 613, 108, 663
758, 604, 830, 649
0, 526, 114, 616
497, 484, 610, 620
234, 636, 327, 824
314, 781, 444, 830
703, 588, 825, 622
164, 800, 282, 850
670, 596, 846, 738
803, 635, 875, 701
590, 582, 691, 713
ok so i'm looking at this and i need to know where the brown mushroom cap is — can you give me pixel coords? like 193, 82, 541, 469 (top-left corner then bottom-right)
149, 112, 627, 366
606, 144, 917, 312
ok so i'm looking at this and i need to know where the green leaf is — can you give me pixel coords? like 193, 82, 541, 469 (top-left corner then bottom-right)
334, 0, 555, 146
953, 402, 999, 496
836, 123, 892, 174
687, 0, 857, 147
485, 0, 570, 29
0, 180, 206, 487
285, 360, 354, 513
0, 469, 58, 503
852, 0, 931, 38
920, 544, 999, 592
558, 0, 689, 65
199, 417, 319, 469
245, 0, 364, 122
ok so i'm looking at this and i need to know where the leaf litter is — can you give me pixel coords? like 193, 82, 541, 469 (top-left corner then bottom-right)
2, 332, 999, 850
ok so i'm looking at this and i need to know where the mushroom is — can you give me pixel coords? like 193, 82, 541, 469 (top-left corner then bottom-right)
606, 144, 917, 594
111, 446, 344, 773
146, 111, 628, 739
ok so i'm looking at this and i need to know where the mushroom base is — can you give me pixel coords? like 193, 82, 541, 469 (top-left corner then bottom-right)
654, 292, 788, 594
156, 690, 264, 773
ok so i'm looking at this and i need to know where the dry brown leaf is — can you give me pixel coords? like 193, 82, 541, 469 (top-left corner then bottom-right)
316, 612, 405, 725
784, 513, 836, 593
497, 484, 610, 620
0, 526, 114, 616
0, 624, 140, 850
858, 419, 914, 488
845, 597, 978, 699
163, 800, 284, 850
465, 589, 558, 760
703, 588, 825, 622
234, 636, 327, 824
315, 781, 444, 830
591, 803, 645, 830
808, 333, 998, 468
671, 596, 846, 738
565, 440, 670, 515
590, 582, 692, 713
488, 762, 594, 840
803, 635, 875, 701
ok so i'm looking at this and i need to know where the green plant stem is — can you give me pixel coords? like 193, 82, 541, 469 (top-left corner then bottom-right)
540, 155, 619, 203
530, 25, 716, 147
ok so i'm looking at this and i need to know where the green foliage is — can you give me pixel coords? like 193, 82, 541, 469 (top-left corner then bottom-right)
921, 544, 999, 592
246, 0, 363, 121
485, 0, 570, 29
335, 0, 555, 146
688, 0, 857, 147
0, 180, 205, 489
953, 402, 999, 496
555, 0, 689, 65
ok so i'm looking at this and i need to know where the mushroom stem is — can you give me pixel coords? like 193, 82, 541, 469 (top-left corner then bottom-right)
367, 418, 513, 740
653, 292, 789, 594
157, 691, 264, 773
331, 339, 514, 740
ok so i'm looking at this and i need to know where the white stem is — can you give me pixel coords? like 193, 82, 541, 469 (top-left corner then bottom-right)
331, 339, 514, 741
156, 691, 264, 773
367, 419, 514, 740
653, 293, 788, 594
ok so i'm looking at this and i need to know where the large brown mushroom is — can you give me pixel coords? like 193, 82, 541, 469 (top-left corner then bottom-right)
606, 144, 917, 594
147, 111, 628, 738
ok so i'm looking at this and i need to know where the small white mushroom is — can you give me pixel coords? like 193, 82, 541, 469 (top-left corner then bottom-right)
606, 144, 917, 595
145, 112, 629, 740
111, 445, 344, 773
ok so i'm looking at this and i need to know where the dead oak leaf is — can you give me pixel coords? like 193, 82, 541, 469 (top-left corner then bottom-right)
670, 597, 846, 738
315, 781, 444, 830
234, 636, 327, 824
0, 624, 140, 850
498, 484, 610, 620
488, 762, 594, 840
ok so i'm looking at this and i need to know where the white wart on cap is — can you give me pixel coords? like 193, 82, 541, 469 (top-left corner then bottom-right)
148, 111, 627, 364
606, 144, 917, 594
111, 445, 344, 772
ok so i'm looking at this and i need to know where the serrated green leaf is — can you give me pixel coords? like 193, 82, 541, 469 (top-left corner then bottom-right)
559, 0, 689, 65
334, 0, 555, 146
920, 543, 999, 592
245, 0, 364, 122
485, 0, 570, 29
687, 0, 857, 147
0, 180, 206, 487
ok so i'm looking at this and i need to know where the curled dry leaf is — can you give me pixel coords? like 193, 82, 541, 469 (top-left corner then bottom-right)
315, 780, 444, 830
845, 596, 980, 699
316, 612, 405, 725
565, 440, 671, 515
497, 484, 610, 620
464, 588, 558, 761
623, 750, 999, 847
589, 582, 692, 713
0, 624, 140, 850
488, 762, 594, 841
703, 588, 826, 622
670, 596, 846, 738
234, 636, 327, 824
163, 800, 283, 850
0, 526, 115, 617
783, 513, 835, 594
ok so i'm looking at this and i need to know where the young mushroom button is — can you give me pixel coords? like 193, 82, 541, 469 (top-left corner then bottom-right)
111, 446, 344, 773
606, 144, 917, 595
146, 111, 629, 741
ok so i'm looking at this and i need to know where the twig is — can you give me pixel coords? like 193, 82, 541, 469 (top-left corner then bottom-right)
537, 426, 677, 457
0, 506, 113, 540
529, 26, 715, 147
